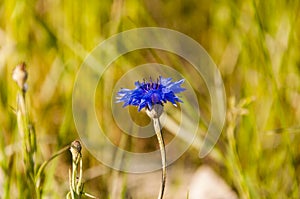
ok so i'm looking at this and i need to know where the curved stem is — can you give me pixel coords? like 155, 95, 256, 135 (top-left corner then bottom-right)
153, 118, 166, 199
36, 145, 69, 178
36, 145, 69, 185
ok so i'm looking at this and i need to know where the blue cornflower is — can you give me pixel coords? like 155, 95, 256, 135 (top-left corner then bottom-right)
116, 76, 185, 111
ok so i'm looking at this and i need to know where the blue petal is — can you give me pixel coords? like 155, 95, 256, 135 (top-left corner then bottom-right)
116, 76, 185, 111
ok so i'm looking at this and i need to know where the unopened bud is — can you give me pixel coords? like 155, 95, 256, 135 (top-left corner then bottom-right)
12, 62, 28, 92
70, 140, 82, 162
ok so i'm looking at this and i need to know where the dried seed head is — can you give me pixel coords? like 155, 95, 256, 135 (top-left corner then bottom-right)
12, 62, 28, 92
146, 104, 164, 119
70, 140, 82, 162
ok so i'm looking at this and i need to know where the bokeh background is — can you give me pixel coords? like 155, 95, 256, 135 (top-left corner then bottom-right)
0, 0, 300, 198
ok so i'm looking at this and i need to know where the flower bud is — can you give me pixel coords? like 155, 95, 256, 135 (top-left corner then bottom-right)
70, 140, 82, 162
12, 62, 28, 92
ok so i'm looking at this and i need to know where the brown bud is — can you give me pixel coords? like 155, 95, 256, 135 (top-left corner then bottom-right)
12, 62, 28, 92
70, 140, 82, 162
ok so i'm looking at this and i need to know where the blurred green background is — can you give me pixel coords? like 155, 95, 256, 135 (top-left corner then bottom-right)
0, 0, 300, 198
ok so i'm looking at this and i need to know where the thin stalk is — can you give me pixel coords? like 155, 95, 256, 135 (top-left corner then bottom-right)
67, 169, 75, 199
226, 119, 250, 199
17, 91, 38, 197
153, 118, 166, 199
225, 97, 253, 199
68, 141, 97, 199
76, 157, 83, 194
71, 153, 81, 198
13, 63, 39, 198
35, 145, 70, 189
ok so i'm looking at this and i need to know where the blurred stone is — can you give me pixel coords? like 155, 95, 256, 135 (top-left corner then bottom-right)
189, 166, 238, 199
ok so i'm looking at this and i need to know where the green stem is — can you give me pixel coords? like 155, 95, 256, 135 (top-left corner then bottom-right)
226, 98, 251, 199
153, 118, 166, 199
68, 169, 75, 199
71, 158, 78, 196
76, 158, 83, 194
67, 141, 97, 199
17, 91, 37, 197
36, 145, 69, 188
69, 143, 83, 199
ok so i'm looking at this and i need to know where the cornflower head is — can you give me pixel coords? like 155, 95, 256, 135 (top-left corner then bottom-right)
116, 76, 185, 112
